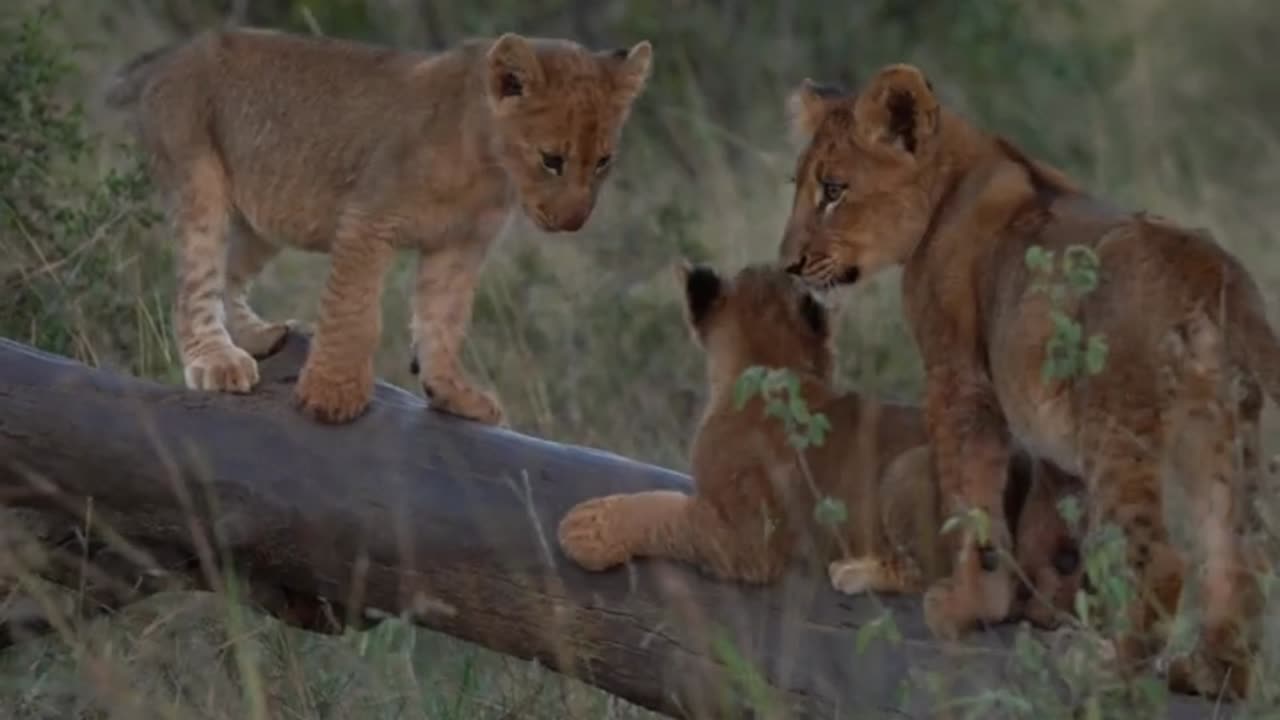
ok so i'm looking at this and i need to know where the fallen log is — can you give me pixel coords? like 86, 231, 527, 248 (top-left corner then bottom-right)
0, 334, 1226, 718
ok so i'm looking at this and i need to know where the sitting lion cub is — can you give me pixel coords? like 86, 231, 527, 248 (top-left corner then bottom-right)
106, 28, 652, 425
558, 263, 1083, 624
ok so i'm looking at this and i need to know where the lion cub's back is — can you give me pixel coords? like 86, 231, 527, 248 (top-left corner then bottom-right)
138, 29, 471, 248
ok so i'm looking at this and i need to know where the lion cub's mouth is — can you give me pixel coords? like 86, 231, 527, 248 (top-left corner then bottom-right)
784, 258, 861, 292
837, 266, 861, 285
784, 274, 844, 312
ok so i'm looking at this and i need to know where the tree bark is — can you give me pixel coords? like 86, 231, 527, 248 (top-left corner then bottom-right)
0, 335, 1224, 719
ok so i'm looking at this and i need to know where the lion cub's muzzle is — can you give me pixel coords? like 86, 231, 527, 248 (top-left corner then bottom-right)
785, 253, 861, 289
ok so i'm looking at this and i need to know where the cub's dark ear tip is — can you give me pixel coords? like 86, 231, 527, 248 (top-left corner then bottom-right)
685, 264, 722, 296
805, 79, 846, 99
683, 264, 723, 322
409, 356, 420, 376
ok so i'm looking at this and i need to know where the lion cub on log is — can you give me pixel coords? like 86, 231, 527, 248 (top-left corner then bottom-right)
106, 28, 652, 424
557, 263, 1083, 624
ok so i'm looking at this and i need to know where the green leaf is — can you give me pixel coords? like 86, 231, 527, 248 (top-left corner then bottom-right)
1056, 495, 1082, 528
883, 613, 902, 645
1024, 245, 1053, 274
733, 366, 766, 409
760, 367, 790, 395
1135, 674, 1169, 710
788, 392, 811, 423
1013, 625, 1045, 671
1067, 264, 1098, 294
855, 612, 889, 655
1084, 334, 1109, 375
940, 514, 964, 537
1074, 588, 1090, 626
764, 399, 789, 421
780, 370, 801, 397
812, 413, 831, 432
1050, 311, 1082, 344
1063, 244, 1100, 274
814, 496, 848, 528
971, 507, 991, 546
808, 415, 830, 448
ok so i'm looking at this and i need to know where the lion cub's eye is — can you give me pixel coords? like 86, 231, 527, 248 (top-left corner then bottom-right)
541, 151, 565, 176
820, 180, 847, 204
595, 154, 613, 173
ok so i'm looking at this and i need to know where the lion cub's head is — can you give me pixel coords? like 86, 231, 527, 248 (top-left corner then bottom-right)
484, 34, 652, 234
678, 262, 834, 386
778, 64, 945, 289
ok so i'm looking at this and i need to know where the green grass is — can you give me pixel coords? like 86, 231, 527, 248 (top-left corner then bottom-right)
2, 0, 1280, 717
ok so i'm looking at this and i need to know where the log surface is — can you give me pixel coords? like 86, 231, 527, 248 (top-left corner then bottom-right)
0, 335, 1226, 718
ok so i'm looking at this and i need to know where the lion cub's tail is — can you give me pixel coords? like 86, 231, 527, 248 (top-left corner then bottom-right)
104, 42, 180, 109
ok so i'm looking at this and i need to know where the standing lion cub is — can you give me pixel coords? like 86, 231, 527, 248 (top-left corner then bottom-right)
558, 262, 1084, 627
106, 28, 652, 424
778, 64, 1280, 696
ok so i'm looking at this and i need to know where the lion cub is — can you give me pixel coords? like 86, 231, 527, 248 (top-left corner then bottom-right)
777, 64, 1280, 695
106, 28, 652, 424
558, 263, 1083, 623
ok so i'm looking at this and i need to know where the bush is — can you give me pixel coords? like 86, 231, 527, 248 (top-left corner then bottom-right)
0, 7, 168, 380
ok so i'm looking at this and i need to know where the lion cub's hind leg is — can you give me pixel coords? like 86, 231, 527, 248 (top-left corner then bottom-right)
830, 445, 933, 597
225, 220, 292, 358
1158, 308, 1260, 700
171, 153, 260, 393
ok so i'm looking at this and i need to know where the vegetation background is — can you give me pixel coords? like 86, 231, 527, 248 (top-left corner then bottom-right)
1, 0, 1278, 717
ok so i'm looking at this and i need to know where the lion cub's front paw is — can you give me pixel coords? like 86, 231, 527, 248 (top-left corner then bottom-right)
831, 556, 922, 595
1161, 649, 1251, 700
558, 497, 631, 571
829, 558, 880, 595
923, 579, 969, 641
423, 376, 505, 426
293, 362, 374, 424
184, 344, 260, 393
1159, 626, 1254, 701
923, 563, 1014, 642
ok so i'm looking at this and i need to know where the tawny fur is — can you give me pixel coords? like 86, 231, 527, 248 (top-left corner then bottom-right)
1155, 307, 1269, 697
557, 263, 1084, 627
106, 28, 652, 424
778, 64, 1280, 697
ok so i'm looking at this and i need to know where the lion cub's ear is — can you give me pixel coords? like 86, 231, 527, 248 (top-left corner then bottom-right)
852, 64, 940, 156
486, 33, 545, 109
786, 79, 843, 145
674, 260, 724, 333
605, 41, 653, 104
